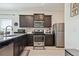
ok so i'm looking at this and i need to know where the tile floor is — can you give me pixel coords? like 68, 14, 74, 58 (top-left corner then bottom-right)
0, 46, 65, 56
21, 46, 65, 56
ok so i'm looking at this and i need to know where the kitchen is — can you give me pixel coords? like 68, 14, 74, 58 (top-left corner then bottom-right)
0, 3, 64, 56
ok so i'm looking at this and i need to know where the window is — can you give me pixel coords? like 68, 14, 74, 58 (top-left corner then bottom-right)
0, 19, 12, 31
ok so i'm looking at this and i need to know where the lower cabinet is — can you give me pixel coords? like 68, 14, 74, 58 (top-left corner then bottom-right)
22, 35, 28, 46
27, 34, 53, 46
45, 34, 53, 46
27, 34, 33, 46
13, 35, 27, 56
13, 38, 19, 56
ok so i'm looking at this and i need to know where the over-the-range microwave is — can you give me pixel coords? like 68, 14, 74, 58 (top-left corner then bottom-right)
34, 21, 44, 28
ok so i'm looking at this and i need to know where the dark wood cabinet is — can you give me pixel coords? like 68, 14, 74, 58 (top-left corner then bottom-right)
19, 15, 33, 27
19, 15, 26, 27
27, 34, 33, 46
34, 14, 44, 21
19, 14, 51, 28
14, 37, 20, 56
23, 35, 28, 46
45, 34, 53, 46
26, 34, 53, 46
13, 35, 27, 56
44, 15, 51, 27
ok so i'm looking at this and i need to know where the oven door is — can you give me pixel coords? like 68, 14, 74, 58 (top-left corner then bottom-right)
33, 35, 45, 46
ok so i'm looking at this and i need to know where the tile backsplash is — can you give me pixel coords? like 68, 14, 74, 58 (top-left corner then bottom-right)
19, 28, 52, 34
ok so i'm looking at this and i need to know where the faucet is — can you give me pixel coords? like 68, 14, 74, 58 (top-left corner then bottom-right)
5, 26, 13, 36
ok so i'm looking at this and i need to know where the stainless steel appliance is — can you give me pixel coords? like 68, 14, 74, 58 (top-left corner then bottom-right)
33, 29, 45, 49
34, 21, 44, 28
34, 14, 44, 28
53, 23, 64, 48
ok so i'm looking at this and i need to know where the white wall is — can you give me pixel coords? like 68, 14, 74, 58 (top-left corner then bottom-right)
0, 9, 64, 32
65, 3, 79, 48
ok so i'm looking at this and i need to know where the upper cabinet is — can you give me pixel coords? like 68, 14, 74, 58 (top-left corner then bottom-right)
34, 14, 44, 21
19, 14, 51, 28
19, 15, 33, 27
44, 15, 51, 27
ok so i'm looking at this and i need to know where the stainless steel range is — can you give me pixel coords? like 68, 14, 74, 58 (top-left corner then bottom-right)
33, 29, 45, 50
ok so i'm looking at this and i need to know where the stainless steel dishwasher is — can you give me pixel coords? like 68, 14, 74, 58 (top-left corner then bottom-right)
33, 29, 45, 50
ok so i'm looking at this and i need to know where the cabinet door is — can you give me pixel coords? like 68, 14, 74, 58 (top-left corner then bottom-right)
44, 15, 51, 27
45, 35, 53, 46
13, 35, 26, 56
19, 36, 23, 54
27, 35, 33, 46
14, 38, 19, 56
34, 14, 44, 21
23, 35, 27, 46
19, 15, 33, 27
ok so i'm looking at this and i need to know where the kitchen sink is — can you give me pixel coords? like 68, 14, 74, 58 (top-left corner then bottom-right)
3, 34, 16, 37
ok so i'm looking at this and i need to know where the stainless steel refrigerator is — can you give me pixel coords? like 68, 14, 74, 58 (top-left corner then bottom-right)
53, 23, 64, 48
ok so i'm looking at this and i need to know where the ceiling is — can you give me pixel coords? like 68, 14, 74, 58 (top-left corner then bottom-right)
0, 3, 64, 11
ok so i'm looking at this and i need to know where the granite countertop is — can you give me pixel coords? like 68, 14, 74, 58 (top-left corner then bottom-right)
44, 33, 52, 35
65, 49, 79, 56
0, 33, 27, 43
26, 32, 52, 35
0, 32, 52, 43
